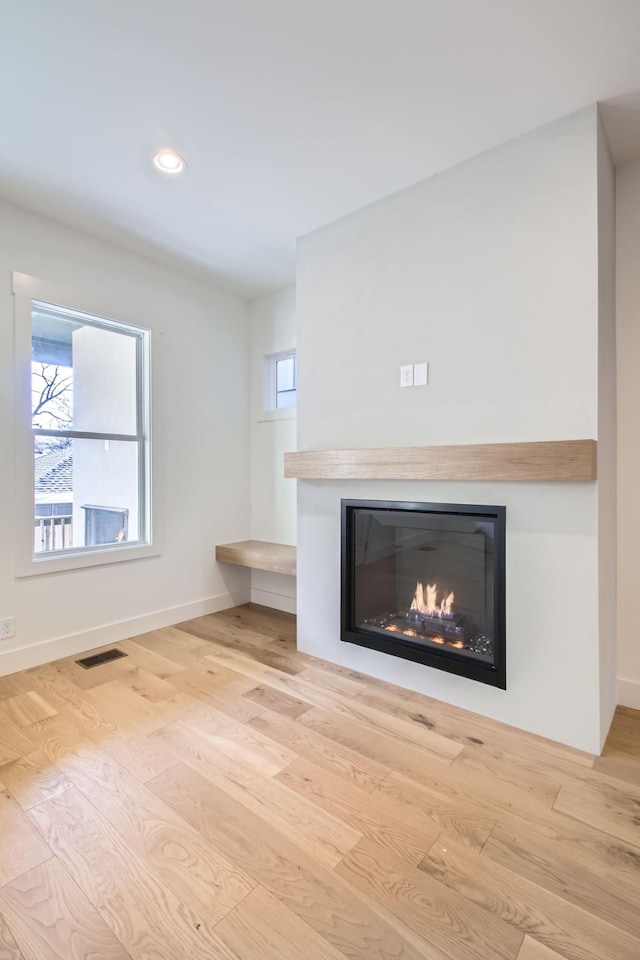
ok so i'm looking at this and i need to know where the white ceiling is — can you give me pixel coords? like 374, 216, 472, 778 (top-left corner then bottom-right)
3, 1, 640, 297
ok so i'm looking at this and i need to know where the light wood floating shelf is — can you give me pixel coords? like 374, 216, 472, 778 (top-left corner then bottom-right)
216, 540, 297, 576
284, 440, 597, 482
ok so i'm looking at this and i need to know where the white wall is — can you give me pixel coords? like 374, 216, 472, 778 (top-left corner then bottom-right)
296, 107, 614, 752
0, 198, 251, 674
616, 159, 640, 708
596, 114, 618, 742
297, 111, 599, 452
249, 286, 297, 613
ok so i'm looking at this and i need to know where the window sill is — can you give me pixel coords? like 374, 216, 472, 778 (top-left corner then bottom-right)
15, 541, 160, 579
257, 409, 297, 424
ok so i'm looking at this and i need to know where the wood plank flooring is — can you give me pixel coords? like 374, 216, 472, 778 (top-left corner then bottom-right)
0, 603, 638, 960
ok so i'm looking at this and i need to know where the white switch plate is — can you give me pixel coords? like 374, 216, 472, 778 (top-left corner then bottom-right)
400, 364, 414, 387
414, 362, 428, 386
0, 617, 15, 640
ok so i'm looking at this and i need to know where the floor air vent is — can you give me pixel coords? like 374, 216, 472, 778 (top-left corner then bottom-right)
75, 649, 127, 669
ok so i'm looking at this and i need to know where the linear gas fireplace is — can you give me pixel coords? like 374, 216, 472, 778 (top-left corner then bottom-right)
341, 499, 506, 688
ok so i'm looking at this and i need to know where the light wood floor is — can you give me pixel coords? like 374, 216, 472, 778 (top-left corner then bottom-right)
0, 604, 638, 960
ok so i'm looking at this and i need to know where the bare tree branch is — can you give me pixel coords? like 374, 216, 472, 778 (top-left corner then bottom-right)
32, 363, 73, 428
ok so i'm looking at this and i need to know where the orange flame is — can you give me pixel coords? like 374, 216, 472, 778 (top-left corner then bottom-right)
385, 624, 447, 644
409, 582, 455, 618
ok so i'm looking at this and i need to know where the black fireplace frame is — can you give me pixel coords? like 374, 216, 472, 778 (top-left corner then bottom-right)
341, 499, 506, 689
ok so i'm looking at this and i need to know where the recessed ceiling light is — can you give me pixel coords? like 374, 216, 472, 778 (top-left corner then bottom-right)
152, 149, 186, 174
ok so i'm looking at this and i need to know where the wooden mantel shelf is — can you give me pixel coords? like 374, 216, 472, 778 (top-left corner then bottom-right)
216, 540, 296, 576
284, 440, 596, 482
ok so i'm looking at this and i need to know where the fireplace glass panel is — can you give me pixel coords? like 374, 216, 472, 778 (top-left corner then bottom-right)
342, 500, 506, 688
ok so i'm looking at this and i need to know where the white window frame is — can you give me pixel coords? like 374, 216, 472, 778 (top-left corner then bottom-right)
13, 272, 159, 577
262, 348, 296, 415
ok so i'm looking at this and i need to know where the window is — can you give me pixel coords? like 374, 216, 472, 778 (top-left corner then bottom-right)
14, 272, 155, 575
264, 349, 296, 412
275, 354, 297, 409
31, 300, 149, 556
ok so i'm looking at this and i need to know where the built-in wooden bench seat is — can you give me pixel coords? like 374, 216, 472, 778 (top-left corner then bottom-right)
215, 539, 296, 576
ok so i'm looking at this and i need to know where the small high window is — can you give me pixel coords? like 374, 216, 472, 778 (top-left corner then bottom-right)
264, 349, 296, 411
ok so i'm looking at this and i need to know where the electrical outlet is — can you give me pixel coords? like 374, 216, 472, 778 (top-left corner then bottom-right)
400, 364, 414, 387
0, 617, 15, 640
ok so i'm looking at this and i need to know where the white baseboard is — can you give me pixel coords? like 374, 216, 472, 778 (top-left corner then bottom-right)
618, 677, 640, 710
0, 588, 250, 678
251, 587, 297, 615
